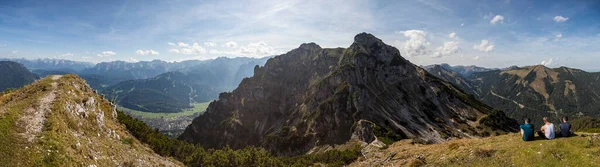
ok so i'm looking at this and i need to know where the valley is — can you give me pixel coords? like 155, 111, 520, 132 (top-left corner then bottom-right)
118, 102, 210, 138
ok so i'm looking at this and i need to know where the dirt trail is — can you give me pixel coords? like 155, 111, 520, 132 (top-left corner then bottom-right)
19, 75, 62, 142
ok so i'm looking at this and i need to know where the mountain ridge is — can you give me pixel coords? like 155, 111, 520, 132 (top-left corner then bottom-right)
0, 74, 181, 166
179, 33, 518, 155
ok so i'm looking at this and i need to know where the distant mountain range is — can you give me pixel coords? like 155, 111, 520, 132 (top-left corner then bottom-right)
0, 61, 39, 91
102, 57, 269, 113
422, 63, 498, 76
426, 64, 600, 125
179, 33, 518, 155
0, 58, 94, 71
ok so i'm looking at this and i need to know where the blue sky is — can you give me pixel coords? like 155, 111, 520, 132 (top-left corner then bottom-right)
0, 0, 599, 70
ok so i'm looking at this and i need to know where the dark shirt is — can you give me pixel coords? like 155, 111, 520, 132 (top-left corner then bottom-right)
520, 123, 535, 141
560, 122, 571, 137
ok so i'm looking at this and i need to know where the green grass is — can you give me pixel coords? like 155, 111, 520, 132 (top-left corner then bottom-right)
119, 102, 210, 119
360, 133, 600, 166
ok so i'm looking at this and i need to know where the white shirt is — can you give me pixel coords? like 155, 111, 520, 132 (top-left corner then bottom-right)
544, 123, 556, 139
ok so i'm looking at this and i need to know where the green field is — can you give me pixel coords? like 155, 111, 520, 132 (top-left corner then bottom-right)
118, 102, 211, 119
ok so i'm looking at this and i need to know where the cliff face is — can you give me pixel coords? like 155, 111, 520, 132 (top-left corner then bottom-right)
179, 33, 518, 155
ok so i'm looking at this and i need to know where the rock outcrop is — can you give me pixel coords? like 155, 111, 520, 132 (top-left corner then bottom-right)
179, 33, 518, 155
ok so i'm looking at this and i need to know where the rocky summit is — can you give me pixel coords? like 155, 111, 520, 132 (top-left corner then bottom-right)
179, 33, 518, 155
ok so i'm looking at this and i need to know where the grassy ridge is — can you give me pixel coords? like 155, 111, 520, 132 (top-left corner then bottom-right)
353, 133, 600, 166
119, 102, 210, 119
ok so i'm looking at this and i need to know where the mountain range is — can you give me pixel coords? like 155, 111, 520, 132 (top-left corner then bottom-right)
102, 57, 269, 113
426, 64, 600, 125
0, 58, 94, 72
179, 33, 518, 155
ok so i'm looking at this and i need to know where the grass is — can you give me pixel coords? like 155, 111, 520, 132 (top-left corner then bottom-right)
118, 102, 210, 119
0, 77, 53, 166
353, 133, 600, 166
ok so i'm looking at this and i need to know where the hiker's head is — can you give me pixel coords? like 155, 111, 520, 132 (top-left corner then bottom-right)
563, 116, 568, 122
524, 118, 530, 124
543, 117, 549, 123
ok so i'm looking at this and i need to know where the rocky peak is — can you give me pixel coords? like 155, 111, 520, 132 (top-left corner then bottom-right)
180, 33, 518, 156
298, 42, 321, 50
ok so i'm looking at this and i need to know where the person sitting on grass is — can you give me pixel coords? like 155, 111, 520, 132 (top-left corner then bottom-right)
538, 117, 556, 140
559, 116, 572, 137
520, 118, 535, 141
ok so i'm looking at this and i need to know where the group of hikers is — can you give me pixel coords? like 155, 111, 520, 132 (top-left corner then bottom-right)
519, 116, 572, 141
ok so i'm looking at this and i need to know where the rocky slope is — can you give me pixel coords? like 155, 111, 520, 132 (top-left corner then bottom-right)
179, 33, 518, 155
0, 61, 39, 91
0, 74, 181, 166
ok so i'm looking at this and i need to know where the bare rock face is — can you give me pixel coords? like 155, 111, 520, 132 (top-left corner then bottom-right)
179, 33, 518, 156
352, 120, 376, 144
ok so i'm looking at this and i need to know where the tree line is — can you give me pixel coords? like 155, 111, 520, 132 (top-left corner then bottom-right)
116, 110, 361, 167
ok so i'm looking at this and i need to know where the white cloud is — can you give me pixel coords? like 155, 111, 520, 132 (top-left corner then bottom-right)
11, 50, 19, 54
206, 41, 281, 58
204, 42, 216, 47
554, 33, 563, 41
136, 49, 160, 55
449, 32, 457, 39
473, 56, 480, 60
168, 42, 176, 46
97, 51, 116, 57
239, 41, 280, 57
398, 30, 430, 57
432, 41, 459, 58
129, 57, 139, 62
169, 42, 207, 55
178, 42, 189, 47
553, 16, 569, 23
541, 58, 553, 66
225, 41, 238, 48
490, 15, 504, 24
61, 53, 73, 57
473, 40, 495, 52
460, 23, 464, 27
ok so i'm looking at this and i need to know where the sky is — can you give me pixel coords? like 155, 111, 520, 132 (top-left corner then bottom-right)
0, 0, 599, 70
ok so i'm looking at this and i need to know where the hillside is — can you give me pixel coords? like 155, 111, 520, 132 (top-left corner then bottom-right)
179, 33, 518, 156
351, 133, 600, 166
0, 74, 181, 166
0, 61, 39, 91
